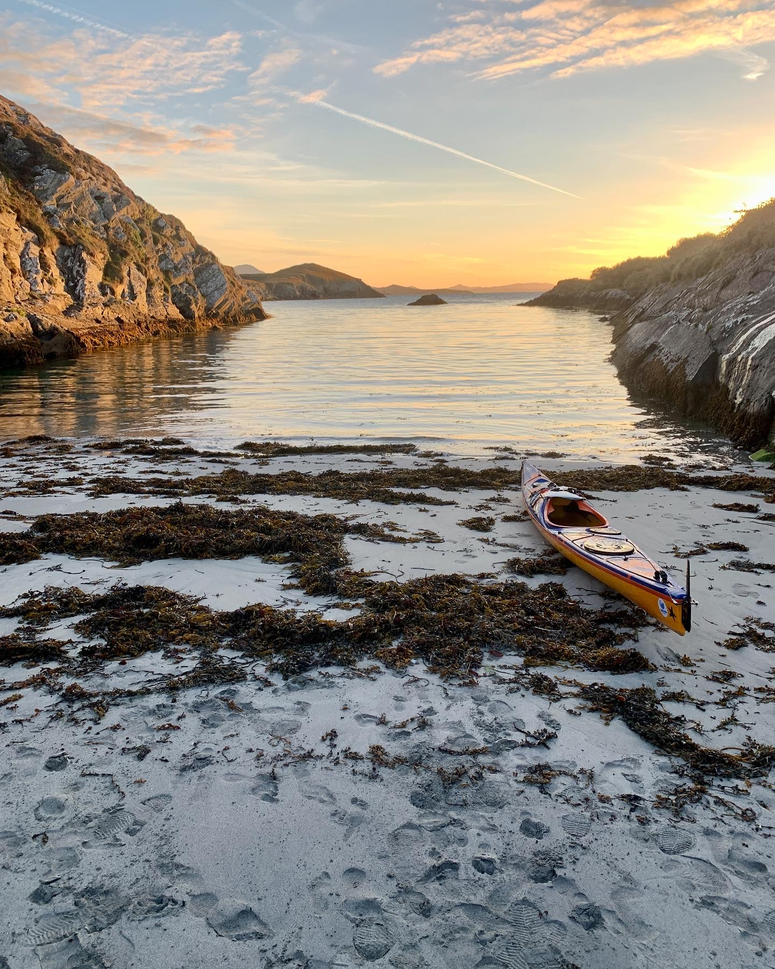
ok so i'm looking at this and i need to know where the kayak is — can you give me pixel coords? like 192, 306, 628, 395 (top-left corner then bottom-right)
521, 461, 692, 635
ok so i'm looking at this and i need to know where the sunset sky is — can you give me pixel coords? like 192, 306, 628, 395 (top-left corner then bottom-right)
1, 0, 774, 286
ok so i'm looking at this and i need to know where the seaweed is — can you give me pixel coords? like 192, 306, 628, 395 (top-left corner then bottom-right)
235, 442, 418, 457
724, 559, 775, 574
0, 503, 408, 596
579, 684, 775, 778
0, 565, 650, 701
0, 633, 67, 666
458, 516, 496, 532
717, 618, 775, 652
506, 552, 572, 577
712, 502, 760, 513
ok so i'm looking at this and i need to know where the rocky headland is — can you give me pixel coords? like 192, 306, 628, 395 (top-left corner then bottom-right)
0, 95, 266, 368
526, 205, 775, 448
240, 263, 383, 300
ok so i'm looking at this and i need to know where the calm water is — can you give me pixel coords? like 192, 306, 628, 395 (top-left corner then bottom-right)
0, 294, 733, 458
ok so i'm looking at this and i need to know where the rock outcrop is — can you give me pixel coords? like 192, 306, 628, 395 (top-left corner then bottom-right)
408, 294, 447, 306
523, 207, 775, 448
524, 279, 633, 313
0, 94, 266, 367
240, 263, 383, 301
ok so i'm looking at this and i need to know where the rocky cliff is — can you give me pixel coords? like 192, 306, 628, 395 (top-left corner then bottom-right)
241, 263, 383, 300
525, 207, 775, 448
524, 279, 633, 313
0, 95, 266, 368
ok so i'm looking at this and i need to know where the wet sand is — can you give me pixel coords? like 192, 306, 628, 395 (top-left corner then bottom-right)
1, 438, 774, 969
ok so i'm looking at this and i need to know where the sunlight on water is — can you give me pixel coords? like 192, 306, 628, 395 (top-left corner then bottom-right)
0, 295, 732, 458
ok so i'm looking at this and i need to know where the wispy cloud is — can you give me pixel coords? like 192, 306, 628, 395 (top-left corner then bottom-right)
298, 97, 583, 199
0, 16, 247, 110
375, 0, 775, 81
15, 0, 129, 38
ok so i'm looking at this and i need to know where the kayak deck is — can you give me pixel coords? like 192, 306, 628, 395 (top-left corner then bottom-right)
521, 462, 691, 635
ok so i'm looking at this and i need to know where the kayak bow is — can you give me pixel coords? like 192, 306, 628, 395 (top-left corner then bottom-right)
521, 461, 692, 635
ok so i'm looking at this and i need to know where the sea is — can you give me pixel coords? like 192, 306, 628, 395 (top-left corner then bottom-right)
0, 293, 738, 460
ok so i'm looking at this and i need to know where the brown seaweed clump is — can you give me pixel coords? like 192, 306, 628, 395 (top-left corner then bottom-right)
0, 502, 407, 596
712, 502, 760, 514
579, 684, 775, 779
717, 618, 775, 652
458, 516, 496, 532
506, 552, 572, 578
0, 571, 650, 685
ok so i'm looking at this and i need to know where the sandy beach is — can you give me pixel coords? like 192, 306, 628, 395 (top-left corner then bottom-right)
1, 436, 774, 969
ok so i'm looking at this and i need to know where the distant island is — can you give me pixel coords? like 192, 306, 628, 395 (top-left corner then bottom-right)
379, 282, 552, 296
408, 294, 447, 306
233, 263, 265, 276
526, 202, 775, 448
238, 263, 383, 301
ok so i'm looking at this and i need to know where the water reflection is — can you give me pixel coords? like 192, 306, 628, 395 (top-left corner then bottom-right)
0, 295, 734, 459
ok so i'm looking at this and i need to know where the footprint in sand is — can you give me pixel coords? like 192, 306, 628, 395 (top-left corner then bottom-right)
142, 793, 172, 813
560, 813, 592, 839
249, 774, 279, 803
27, 911, 84, 946
34, 796, 68, 822
656, 827, 695, 855
32, 936, 105, 969
493, 897, 567, 969
342, 867, 367, 890
84, 808, 141, 844
206, 899, 272, 940
308, 871, 334, 912
393, 887, 432, 919
188, 892, 219, 917
302, 784, 336, 805
353, 919, 394, 961
43, 754, 69, 772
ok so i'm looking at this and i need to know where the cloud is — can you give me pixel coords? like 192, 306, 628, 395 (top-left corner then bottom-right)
248, 44, 303, 88
375, 0, 775, 80
0, 15, 246, 110
27, 103, 238, 155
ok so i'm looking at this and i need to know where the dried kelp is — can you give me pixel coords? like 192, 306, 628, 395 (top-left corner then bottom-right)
0, 633, 67, 666
235, 442, 418, 457
458, 516, 496, 532
724, 559, 775, 573
1, 569, 650, 687
579, 684, 775, 779
717, 618, 775, 653
712, 502, 760, 513
0, 503, 408, 596
506, 552, 572, 578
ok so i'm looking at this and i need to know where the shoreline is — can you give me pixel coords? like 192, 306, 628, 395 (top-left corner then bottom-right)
1, 436, 774, 968
0, 306, 267, 370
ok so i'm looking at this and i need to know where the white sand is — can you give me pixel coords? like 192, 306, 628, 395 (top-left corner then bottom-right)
1, 439, 774, 969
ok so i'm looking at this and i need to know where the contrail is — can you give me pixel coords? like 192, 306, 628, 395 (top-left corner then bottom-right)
17, 0, 129, 36
306, 99, 582, 199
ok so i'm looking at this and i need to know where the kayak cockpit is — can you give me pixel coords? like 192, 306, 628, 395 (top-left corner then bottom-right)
545, 495, 607, 529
